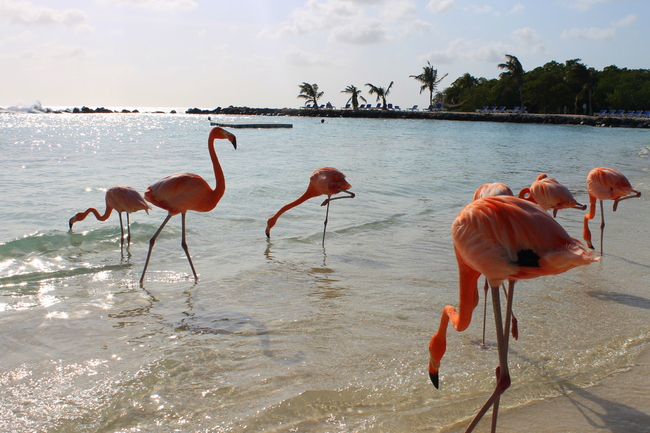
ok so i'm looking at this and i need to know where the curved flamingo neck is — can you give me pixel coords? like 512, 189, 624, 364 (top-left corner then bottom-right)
266, 184, 321, 232
71, 206, 113, 226
208, 133, 226, 206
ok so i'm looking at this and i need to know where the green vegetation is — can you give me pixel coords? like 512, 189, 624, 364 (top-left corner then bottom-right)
341, 85, 367, 110
444, 56, 650, 114
299, 55, 650, 114
365, 81, 394, 110
410, 61, 448, 108
297, 82, 324, 109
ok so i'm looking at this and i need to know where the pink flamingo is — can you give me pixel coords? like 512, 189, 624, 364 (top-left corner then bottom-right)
265, 167, 355, 245
428, 195, 598, 432
139, 127, 236, 284
69, 185, 151, 246
518, 173, 586, 217
583, 167, 641, 253
473, 183, 517, 349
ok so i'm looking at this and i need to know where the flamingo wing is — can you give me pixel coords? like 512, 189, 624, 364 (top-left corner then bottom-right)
144, 173, 213, 214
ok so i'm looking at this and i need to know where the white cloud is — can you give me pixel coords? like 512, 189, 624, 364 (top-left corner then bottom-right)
613, 14, 636, 27
561, 27, 616, 40
381, 0, 417, 21
403, 19, 433, 36
560, 0, 627, 12
422, 38, 510, 66
283, 48, 329, 67
0, 0, 90, 30
108, 0, 197, 10
512, 27, 541, 45
427, 0, 455, 13
329, 19, 391, 44
275, 0, 412, 45
509, 3, 525, 14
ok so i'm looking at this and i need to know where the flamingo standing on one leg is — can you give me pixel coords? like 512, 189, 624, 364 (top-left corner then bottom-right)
583, 167, 641, 253
265, 167, 355, 245
428, 195, 598, 432
518, 173, 586, 217
69, 185, 151, 247
472, 183, 517, 349
139, 127, 237, 285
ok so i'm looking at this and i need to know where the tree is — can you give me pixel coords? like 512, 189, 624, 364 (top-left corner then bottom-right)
341, 85, 367, 110
410, 61, 448, 107
452, 73, 479, 111
297, 82, 323, 108
498, 54, 525, 110
365, 81, 394, 109
564, 59, 594, 115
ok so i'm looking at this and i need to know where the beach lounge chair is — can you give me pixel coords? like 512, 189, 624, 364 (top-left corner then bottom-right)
376, 103, 382, 109
496, 106, 506, 113
343, 104, 351, 109
387, 103, 393, 109
394, 105, 400, 110
490, 106, 497, 112
409, 105, 418, 111
617, 110, 626, 116
511, 107, 520, 113
598, 109, 607, 116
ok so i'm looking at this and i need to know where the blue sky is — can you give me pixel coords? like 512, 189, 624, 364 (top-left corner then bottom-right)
0, 0, 647, 109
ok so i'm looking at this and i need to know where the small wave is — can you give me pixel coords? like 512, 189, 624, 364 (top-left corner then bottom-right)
0, 100, 52, 114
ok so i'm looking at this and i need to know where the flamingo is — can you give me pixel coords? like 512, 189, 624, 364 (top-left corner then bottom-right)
265, 167, 355, 245
428, 195, 599, 432
472, 183, 517, 349
518, 173, 586, 217
583, 167, 641, 253
69, 185, 151, 246
139, 127, 237, 285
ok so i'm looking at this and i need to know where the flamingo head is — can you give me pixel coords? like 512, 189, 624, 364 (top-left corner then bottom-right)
210, 126, 237, 149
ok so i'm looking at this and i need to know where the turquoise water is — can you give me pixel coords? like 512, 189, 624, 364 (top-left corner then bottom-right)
1, 112, 649, 431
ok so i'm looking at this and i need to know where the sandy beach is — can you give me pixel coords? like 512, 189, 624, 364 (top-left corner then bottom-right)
442, 346, 650, 433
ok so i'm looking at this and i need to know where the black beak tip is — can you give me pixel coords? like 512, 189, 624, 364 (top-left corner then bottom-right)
430, 372, 439, 389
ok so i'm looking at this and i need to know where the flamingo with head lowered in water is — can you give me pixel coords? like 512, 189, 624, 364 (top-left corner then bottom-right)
265, 167, 355, 245
69, 185, 151, 247
428, 195, 599, 432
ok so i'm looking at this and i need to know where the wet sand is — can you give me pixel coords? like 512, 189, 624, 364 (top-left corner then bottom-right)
443, 346, 650, 432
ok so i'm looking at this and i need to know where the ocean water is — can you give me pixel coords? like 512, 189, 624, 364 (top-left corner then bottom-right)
1, 112, 649, 432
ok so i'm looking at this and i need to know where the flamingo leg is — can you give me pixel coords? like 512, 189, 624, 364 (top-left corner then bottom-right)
599, 199, 605, 254
481, 279, 489, 349
140, 213, 173, 285
181, 213, 198, 280
465, 282, 513, 433
320, 189, 355, 205
124, 212, 133, 246
613, 190, 641, 211
322, 198, 331, 246
117, 212, 126, 247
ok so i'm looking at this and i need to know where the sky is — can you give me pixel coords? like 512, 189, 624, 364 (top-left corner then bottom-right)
0, 0, 648, 110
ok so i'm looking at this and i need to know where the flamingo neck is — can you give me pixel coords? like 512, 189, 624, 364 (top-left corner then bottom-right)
266, 185, 321, 232
78, 206, 113, 222
208, 136, 226, 205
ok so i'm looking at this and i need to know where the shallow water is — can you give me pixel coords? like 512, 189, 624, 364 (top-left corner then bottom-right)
1, 112, 649, 431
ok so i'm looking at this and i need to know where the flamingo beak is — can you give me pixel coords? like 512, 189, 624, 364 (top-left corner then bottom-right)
430, 371, 439, 389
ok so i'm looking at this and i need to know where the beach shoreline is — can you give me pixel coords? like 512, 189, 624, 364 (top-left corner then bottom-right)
4, 104, 649, 128
442, 345, 650, 433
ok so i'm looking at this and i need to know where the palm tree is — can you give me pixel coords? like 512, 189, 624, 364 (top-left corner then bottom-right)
341, 85, 367, 110
297, 82, 324, 109
452, 73, 479, 111
498, 54, 525, 110
564, 59, 594, 115
365, 81, 393, 110
410, 62, 448, 108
